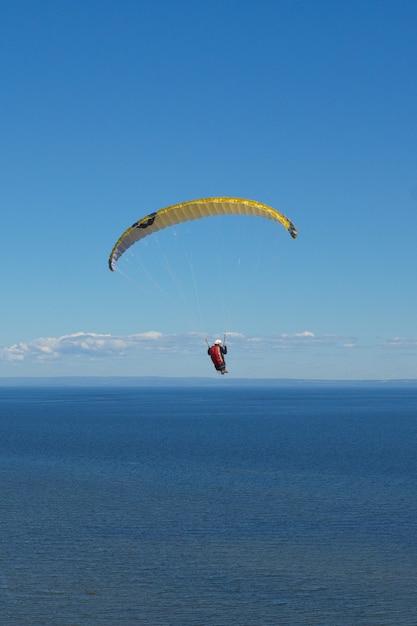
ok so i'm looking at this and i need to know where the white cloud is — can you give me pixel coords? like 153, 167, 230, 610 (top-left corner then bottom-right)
0, 331, 167, 363
382, 337, 417, 349
3, 329, 401, 368
1, 344, 26, 362
1, 330, 416, 378
0, 330, 364, 364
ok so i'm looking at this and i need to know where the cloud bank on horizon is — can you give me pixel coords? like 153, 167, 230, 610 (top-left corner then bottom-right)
0, 330, 341, 363
1, 330, 416, 380
1, 329, 414, 365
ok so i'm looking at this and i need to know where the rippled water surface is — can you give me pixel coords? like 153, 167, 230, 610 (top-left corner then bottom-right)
1, 384, 416, 625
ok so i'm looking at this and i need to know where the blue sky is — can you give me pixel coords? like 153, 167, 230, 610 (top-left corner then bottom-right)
1, 0, 417, 379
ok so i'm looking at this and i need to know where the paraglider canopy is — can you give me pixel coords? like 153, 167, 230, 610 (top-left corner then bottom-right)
108, 197, 297, 271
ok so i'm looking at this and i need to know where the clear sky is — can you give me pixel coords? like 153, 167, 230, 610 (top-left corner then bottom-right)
1, 0, 417, 379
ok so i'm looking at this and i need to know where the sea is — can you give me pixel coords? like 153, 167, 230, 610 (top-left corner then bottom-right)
1, 381, 416, 626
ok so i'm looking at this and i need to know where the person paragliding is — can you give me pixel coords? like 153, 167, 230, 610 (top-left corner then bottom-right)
108, 198, 298, 374
207, 337, 228, 374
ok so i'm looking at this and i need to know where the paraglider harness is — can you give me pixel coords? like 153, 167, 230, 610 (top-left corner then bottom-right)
206, 335, 228, 373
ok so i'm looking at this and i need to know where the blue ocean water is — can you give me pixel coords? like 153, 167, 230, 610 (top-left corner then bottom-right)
1, 384, 416, 625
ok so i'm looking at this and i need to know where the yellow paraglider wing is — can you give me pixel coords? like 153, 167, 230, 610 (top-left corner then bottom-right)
108, 197, 298, 271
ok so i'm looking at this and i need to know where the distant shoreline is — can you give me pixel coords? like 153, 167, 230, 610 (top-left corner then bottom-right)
1, 376, 417, 387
